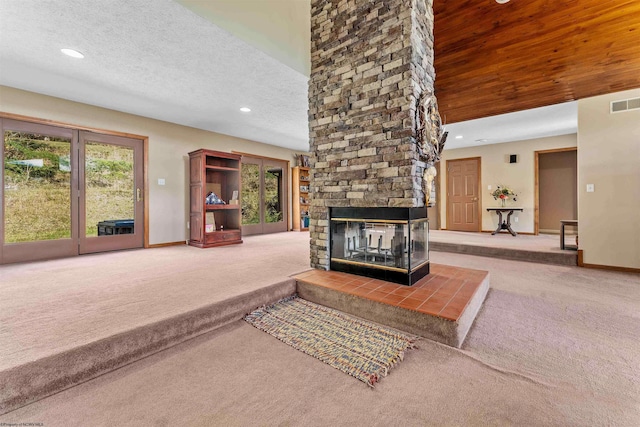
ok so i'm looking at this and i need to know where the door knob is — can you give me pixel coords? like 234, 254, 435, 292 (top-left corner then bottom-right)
472, 197, 478, 201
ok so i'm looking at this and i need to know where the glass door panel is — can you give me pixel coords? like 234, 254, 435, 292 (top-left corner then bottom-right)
1, 120, 144, 264
1, 119, 78, 263
79, 131, 143, 254
241, 161, 261, 227
241, 156, 288, 236
4, 132, 72, 242
85, 142, 135, 237
263, 164, 286, 234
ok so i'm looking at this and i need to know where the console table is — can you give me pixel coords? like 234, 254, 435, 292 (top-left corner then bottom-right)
487, 207, 524, 236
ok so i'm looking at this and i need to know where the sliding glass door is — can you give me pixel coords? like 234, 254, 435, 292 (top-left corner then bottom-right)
79, 131, 143, 254
241, 156, 288, 235
1, 119, 144, 263
1, 119, 78, 263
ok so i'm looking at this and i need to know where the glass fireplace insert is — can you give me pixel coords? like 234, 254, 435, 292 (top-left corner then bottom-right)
330, 207, 429, 286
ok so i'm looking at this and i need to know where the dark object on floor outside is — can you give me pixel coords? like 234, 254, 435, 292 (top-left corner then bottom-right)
97, 220, 134, 236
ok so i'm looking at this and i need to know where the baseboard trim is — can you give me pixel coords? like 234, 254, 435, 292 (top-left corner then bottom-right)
538, 229, 561, 235
581, 263, 640, 273
578, 250, 640, 272
148, 241, 186, 248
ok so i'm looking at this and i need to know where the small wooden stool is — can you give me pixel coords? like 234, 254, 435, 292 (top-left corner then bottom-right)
560, 220, 578, 250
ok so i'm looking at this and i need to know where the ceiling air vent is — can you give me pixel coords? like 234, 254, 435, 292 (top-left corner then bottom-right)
610, 97, 640, 113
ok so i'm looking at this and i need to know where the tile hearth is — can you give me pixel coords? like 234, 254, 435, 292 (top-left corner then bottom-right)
294, 264, 490, 348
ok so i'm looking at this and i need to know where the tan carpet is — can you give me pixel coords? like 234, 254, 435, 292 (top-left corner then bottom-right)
2, 250, 639, 426
0, 232, 310, 373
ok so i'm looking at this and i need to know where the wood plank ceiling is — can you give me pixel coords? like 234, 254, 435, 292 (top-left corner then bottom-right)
433, 0, 640, 124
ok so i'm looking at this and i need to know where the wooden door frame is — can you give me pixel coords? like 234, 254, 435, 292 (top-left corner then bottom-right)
534, 147, 577, 235
261, 160, 288, 234
0, 112, 150, 250
427, 161, 442, 230
435, 161, 441, 229
445, 156, 482, 232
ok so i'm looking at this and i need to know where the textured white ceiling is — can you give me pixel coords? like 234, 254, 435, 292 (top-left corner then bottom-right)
444, 102, 577, 150
176, 0, 311, 76
0, 0, 310, 151
0, 0, 576, 154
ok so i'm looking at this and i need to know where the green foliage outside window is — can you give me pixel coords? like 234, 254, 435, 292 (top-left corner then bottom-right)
241, 164, 283, 225
3, 132, 135, 242
241, 164, 260, 225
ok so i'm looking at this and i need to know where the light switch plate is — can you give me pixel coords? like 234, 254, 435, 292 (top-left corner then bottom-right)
488, 185, 492, 190
586, 184, 594, 192
158, 178, 165, 186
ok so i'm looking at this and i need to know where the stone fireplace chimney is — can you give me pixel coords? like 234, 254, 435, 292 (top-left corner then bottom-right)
308, 0, 442, 272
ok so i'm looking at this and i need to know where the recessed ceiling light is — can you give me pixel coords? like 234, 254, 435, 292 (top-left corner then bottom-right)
496, 0, 511, 3
61, 48, 84, 59
239, 107, 251, 113
475, 139, 488, 143
455, 135, 463, 139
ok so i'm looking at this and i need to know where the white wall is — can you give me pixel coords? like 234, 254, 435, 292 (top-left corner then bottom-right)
578, 88, 640, 269
0, 86, 300, 245
176, 0, 311, 76
439, 134, 578, 233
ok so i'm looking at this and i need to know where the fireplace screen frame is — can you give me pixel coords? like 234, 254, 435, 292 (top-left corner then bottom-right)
329, 207, 429, 286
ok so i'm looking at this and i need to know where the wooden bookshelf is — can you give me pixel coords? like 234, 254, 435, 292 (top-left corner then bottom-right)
292, 166, 310, 231
188, 149, 242, 247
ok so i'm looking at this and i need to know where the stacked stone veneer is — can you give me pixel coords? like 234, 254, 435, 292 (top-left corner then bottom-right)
308, 0, 436, 269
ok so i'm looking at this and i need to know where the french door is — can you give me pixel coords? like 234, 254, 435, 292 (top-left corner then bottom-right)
1, 119, 144, 264
241, 156, 288, 235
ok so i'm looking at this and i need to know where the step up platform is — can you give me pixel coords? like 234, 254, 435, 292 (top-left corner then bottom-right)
0, 280, 297, 415
430, 241, 577, 266
2, 264, 489, 415
294, 264, 489, 348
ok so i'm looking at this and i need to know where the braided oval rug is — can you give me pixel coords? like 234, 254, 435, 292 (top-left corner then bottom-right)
244, 296, 418, 387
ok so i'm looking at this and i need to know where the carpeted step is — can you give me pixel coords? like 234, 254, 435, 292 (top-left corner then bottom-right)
430, 241, 577, 266
0, 279, 296, 415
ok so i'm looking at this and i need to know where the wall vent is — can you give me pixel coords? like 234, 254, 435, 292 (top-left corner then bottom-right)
610, 97, 640, 113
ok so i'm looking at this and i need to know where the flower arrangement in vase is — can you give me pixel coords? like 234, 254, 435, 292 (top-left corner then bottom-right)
491, 185, 517, 207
